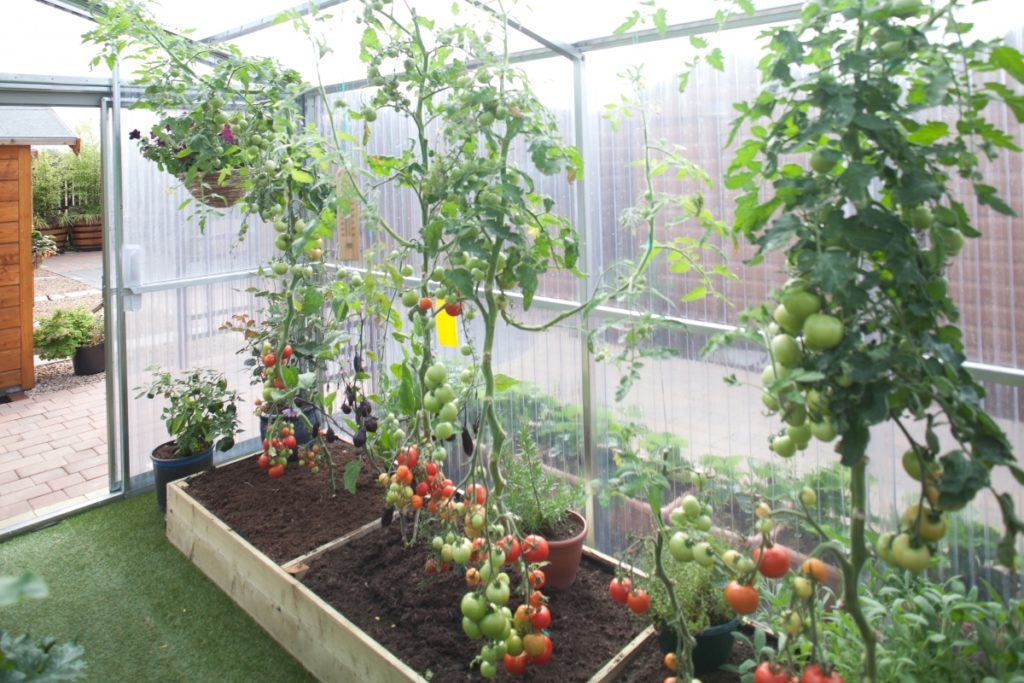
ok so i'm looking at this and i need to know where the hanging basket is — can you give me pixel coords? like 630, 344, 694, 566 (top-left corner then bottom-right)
179, 170, 247, 208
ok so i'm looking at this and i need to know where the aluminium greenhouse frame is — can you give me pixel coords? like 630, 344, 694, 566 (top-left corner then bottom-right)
1, 0, 1023, 542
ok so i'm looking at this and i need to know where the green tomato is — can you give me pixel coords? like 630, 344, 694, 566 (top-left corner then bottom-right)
461, 593, 487, 622
668, 531, 693, 562
910, 206, 933, 229
889, 0, 923, 19
692, 542, 715, 567
400, 290, 419, 307
434, 384, 455, 404
681, 495, 701, 518
805, 388, 828, 414
479, 660, 497, 679
799, 487, 817, 507
783, 402, 807, 427
761, 362, 790, 387
876, 532, 896, 563
773, 304, 803, 335
479, 611, 509, 641
762, 391, 780, 412
669, 508, 687, 527
461, 344, 474, 357
771, 434, 797, 458
781, 290, 821, 320
439, 401, 458, 423
770, 334, 802, 368
787, 423, 812, 448
462, 617, 482, 640
271, 262, 289, 276
793, 576, 813, 600
422, 392, 440, 413
485, 580, 510, 606
802, 314, 844, 352
425, 362, 448, 388
452, 541, 472, 565
891, 533, 930, 574
694, 515, 713, 532
434, 421, 455, 440
938, 226, 965, 256
809, 418, 836, 442
809, 149, 837, 174
506, 634, 524, 656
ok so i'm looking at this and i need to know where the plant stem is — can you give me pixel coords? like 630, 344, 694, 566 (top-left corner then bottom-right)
652, 521, 696, 682
846, 458, 876, 681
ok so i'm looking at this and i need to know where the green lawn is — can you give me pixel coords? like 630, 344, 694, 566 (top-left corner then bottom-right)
0, 493, 314, 682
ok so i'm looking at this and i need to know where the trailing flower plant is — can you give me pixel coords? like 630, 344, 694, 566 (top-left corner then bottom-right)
710, 0, 1024, 679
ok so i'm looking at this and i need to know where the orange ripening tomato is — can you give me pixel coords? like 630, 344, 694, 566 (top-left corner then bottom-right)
801, 558, 829, 583
723, 581, 759, 615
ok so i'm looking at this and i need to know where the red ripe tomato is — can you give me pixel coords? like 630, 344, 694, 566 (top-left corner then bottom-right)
754, 546, 791, 579
465, 483, 487, 505
418, 297, 433, 311
273, 377, 285, 390
627, 589, 650, 614
257, 453, 270, 470
528, 569, 545, 590
282, 435, 298, 450
267, 464, 285, 479
529, 591, 544, 608
415, 482, 430, 497
802, 663, 843, 683
754, 661, 792, 683
724, 581, 760, 615
444, 301, 462, 316
609, 577, 631, 605
528, 635, 553, 666
425, 462, 438, 477
261, 438, 269, 452
405, 448, 419, 468
503, 652, 528, 676
495, 535, 521, 565
529, 605, 551, 630
523, 535, 549, 563
282, 344, 293, 360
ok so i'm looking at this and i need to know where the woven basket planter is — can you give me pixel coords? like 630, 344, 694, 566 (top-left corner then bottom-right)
180, 170, 247, 208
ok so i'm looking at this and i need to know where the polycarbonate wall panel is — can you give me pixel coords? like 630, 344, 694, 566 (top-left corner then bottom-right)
124, 279, 266, 481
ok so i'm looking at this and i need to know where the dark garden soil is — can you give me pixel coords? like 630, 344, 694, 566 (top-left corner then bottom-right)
302, 522, 647, 681
612, 626, 756, 683
184, 441, 382, 564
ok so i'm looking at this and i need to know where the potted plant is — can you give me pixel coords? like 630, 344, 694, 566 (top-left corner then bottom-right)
136, 367, 241, 512
32, 307, 104, 375
503, 429, 587, 590
71, 311, 104, 376
31, 224, 58, 268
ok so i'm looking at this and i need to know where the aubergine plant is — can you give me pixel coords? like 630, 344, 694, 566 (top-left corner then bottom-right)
717, 0, 1024, 679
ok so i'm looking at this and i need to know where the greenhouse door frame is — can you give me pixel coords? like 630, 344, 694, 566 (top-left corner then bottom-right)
0, 72, 132, 523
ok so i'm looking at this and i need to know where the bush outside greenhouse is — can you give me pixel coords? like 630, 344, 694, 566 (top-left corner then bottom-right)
2, 1, 1024, 682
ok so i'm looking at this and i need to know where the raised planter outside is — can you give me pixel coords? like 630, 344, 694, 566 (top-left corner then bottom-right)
166, 463, 656, 682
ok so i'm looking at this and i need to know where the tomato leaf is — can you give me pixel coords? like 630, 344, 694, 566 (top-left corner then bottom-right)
398, 364, 415, 414
991, 45, 1024, 84
937, 450, 989, 509
343, 459, 361, 494
493, 374, 520, 392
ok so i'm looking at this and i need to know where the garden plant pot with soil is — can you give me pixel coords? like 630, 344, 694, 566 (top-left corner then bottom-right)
545, 509, 588, 591
151, 440, 213, 513
71, 342, 104, 376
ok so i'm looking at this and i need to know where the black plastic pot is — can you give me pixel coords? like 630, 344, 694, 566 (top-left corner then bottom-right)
658, 618, 740, 674
151, 441, 213, 512
258, 402, 321, 447
72, 343, 105, 376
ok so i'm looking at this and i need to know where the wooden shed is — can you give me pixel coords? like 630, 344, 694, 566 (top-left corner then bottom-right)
0, 107, 79, 394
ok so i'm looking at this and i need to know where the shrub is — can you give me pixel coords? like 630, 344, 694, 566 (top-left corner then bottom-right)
32, 308, 95, 360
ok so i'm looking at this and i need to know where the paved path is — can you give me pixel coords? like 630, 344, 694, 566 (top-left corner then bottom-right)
0, 251, 108, 531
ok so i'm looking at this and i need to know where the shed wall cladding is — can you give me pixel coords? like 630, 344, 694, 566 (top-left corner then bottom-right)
0, 146, 33, 392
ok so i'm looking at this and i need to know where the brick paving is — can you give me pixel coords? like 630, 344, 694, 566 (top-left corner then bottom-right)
0, 379, 109, 529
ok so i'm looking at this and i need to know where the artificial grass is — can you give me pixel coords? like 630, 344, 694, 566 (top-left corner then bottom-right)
0, 492, 314, 683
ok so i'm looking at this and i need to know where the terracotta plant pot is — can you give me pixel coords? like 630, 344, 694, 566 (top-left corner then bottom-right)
544, 509, 588, 591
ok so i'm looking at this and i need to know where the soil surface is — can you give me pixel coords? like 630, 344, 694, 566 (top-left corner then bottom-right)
30, 360, 104, 395
302, 523, 646, 681
613, 626, 756, 682
185, 441, 382, 563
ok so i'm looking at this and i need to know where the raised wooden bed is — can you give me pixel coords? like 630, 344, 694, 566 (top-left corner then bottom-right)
166, 477, 654, 682
70, 222, 102, 251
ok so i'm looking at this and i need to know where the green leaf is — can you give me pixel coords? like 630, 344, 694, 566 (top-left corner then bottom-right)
298, 372, 316, 390
974, 183, 1017, 216
612, 11, 640, 35
343, 459, 362, 494
652, 8, 668, 36
398, 364, 415, 414
992, 45, 1024, 84
0, 573, 48, 606
290, 168, 313, 184
907, 121, 949, 145
937, 450, 989, 509
493, 374, 520, 392
680, 286, 708, 303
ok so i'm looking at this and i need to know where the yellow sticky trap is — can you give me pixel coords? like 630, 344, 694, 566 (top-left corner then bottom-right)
435, 298, 459, 348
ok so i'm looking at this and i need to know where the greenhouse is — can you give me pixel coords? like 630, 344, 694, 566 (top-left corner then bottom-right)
2, 0, 1023, 681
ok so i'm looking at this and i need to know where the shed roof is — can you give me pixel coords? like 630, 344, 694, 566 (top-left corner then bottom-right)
0, 106, 79, 151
